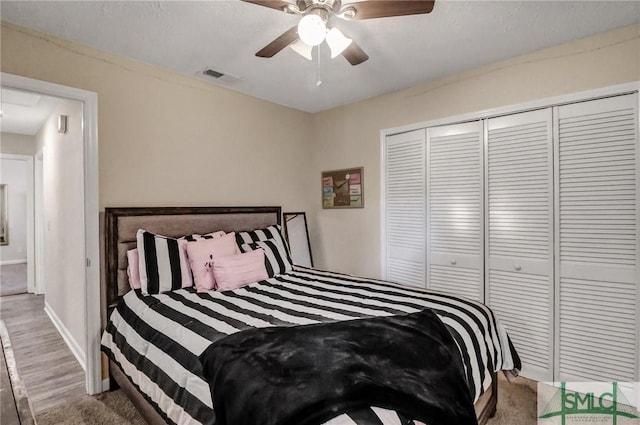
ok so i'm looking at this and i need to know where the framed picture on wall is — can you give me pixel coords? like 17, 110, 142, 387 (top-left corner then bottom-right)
321, 167, 364, 209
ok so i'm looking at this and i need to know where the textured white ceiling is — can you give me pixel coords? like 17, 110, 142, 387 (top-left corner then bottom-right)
1, 1, 638, 113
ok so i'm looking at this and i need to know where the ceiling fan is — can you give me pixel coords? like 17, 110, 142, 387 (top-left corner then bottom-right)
242, 0, 435, 65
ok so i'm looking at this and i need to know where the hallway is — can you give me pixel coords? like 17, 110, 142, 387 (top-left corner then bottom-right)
0, 264, 28, 296
0, 292, 85, 415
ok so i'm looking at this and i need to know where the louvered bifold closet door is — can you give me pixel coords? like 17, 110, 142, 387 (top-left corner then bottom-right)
556, 94, 639, 383
486, 109, 554, 382
427, 122, 483, 301
383, 129, 427, 287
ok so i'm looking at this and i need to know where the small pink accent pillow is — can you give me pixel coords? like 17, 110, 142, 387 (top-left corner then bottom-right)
126, 248, 141, 290
186, 232, 240, 292
213, 249, 268, 292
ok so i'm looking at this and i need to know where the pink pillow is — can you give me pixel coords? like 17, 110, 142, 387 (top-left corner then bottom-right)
126, 249, 141, 290
186, 232, 240, 292
178, 231, 226, 266
213, 249, 268, 292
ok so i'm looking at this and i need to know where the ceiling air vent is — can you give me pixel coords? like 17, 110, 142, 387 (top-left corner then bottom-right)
200, 68, 243, 86
203, 68, 224, 79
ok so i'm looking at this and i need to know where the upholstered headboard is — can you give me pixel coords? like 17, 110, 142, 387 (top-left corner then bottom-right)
102, 206, 281, 325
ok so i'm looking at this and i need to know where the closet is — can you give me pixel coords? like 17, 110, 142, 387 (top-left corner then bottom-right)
486, 109, 555, 381
556, 95, 638, 383
382, 91, 639, 383
427, 122, 484, 302
384, 129, 426, 288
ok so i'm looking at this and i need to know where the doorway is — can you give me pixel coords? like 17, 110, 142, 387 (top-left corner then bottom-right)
0, 73, 100, 395
0, 153, 33, 296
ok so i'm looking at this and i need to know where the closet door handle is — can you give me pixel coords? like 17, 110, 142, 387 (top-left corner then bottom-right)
514, 264, 522, 271
450, 259, 457, 266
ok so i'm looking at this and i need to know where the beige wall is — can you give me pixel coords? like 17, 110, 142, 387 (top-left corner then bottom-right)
1, 21, 638, 283
35, 99, 86, 352
309, 23, 640, 278
1, 22, 315, 366
1, 132, 36, 155
1, 22, 315, 213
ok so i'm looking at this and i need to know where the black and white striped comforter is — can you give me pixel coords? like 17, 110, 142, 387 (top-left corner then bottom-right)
101, 267, 520, 425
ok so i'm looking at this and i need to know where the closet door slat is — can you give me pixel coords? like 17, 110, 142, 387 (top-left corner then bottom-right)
487, 108, 554, 382
556, 93, 639, 383
427, 122, 483, 301
383, 129, 426, 287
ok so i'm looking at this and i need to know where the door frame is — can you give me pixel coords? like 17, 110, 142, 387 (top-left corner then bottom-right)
1, 72, 101, 395
34, 148, 45, 295
0, 153, 34, 292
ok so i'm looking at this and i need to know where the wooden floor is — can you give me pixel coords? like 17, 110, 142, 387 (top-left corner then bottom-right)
1, 335, 20, 425
0, 293, 86, 415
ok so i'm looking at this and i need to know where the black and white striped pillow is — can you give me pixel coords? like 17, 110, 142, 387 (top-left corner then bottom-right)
235, 225, 290, 255
181, 230, 225, 242
241, 239, 293, 278
136, 229, 193, 295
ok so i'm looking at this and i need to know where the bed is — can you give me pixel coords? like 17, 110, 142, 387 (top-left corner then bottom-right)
101, 206, 520, 425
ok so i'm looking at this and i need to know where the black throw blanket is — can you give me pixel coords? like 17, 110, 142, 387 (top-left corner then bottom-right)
200, 308, 477, 425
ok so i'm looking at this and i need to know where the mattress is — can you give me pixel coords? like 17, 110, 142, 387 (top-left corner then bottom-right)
101, 266, 520, 425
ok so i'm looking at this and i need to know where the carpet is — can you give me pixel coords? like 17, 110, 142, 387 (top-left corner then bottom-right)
488, 373, 538, 425
35, 390, 146, 425
35, 373, 538, 425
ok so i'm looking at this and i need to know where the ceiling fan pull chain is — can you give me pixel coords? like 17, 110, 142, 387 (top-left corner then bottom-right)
316, 45, 322, 86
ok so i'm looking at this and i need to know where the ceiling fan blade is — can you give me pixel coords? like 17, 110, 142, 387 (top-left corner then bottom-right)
256, 26, 299, 58
241, 0, 295, 13
341, 40, 369, 65
339, 0, 435, 20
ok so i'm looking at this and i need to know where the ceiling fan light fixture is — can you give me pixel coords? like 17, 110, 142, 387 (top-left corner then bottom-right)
326, 27, 352, 58
290, 39, 313, 60
297, 14, 326, 46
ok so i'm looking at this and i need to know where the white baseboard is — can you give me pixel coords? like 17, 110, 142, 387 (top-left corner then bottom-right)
1, 259, 27, 266
44, 301, 86, 371
102, 378, 110, 392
